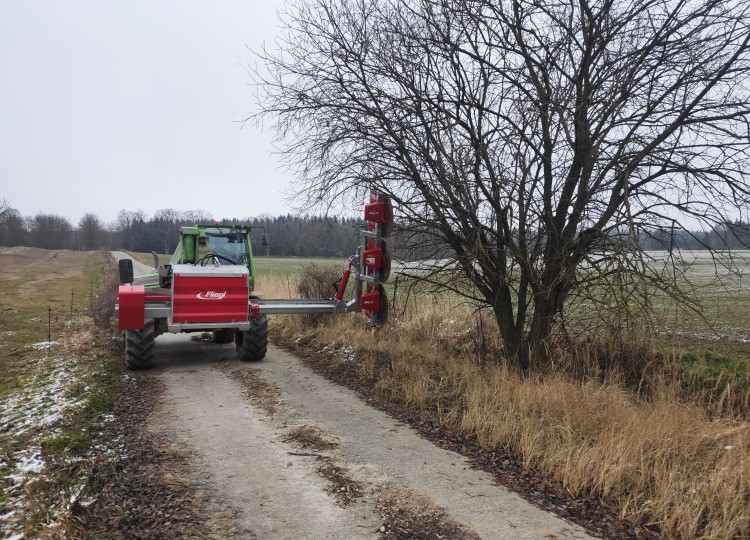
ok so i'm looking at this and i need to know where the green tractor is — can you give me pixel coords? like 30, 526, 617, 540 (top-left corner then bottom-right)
116, 192, 393, 370
118, 224, 269, 369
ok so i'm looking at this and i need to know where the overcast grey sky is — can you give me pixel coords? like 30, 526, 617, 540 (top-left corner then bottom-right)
0, 0, 298, 225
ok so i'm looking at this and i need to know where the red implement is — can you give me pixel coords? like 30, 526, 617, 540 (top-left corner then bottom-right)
172, 272, 249, 324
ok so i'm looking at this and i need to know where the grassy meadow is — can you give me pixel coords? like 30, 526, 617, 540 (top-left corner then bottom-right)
0, 247, 107, 397
0, 247, 123, 538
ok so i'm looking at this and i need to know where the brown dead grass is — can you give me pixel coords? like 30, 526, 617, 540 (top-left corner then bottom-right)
265, 269, 750, 539
316, 459, 363, 507
283, 424, 339, 450
228, 367, 282, 415
281, 423, 360, 507
0, 247, 90, 296
375, 483, 481, 539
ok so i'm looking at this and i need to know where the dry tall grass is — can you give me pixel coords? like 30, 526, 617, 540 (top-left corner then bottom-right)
259, 272, 750, 538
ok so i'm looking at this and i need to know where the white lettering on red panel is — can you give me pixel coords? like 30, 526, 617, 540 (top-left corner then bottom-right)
196, 291, 227, 300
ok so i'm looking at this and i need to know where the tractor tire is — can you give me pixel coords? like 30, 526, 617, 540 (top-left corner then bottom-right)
125, 319, 155, 370
235, 316, 268, 362
213, 328, 235, 344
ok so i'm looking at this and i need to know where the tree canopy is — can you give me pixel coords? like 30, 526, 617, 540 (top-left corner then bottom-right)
255, 0, 750, 369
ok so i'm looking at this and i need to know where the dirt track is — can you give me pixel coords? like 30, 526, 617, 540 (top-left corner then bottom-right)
112, 252, 592, 539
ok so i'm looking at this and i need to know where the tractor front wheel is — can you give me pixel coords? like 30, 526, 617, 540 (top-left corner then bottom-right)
125, 319, 155, 370
235, 316, 268, 362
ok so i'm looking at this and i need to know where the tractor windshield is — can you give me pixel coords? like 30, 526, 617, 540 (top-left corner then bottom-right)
202, 228, 249, 265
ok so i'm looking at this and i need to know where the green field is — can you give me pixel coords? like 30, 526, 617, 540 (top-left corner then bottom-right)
254, 256, 348, 278
559, 251, 750, 362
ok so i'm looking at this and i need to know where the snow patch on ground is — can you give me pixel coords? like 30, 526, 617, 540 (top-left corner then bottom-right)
13, 448, 44, 475
30, 340, 59, 350
0, 361, 83, 438
0, 353, 89, 538
340, 345, 356, 363
318, 343, 357, 363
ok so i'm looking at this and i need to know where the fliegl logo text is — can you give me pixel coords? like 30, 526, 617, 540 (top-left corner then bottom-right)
196, 291, 227, 300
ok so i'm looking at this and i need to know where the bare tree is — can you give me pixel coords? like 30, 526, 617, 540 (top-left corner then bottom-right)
78, 213, 104, 251
30, 213, 72, 249
181, 209, 214, 225
153, 208, 181, 254
115, 209, 147, 252
0, 200, 27, 247
255, 0, 750, 370
0, 198, 9, 220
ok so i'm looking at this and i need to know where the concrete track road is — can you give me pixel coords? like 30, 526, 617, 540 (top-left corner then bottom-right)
112, 252, 592, 539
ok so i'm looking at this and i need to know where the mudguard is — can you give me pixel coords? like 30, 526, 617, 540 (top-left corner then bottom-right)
118, 285, 145, 330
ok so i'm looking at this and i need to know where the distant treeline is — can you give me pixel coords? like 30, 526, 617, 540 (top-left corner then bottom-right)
1, 201, 750, 257
0, 204, 360, 257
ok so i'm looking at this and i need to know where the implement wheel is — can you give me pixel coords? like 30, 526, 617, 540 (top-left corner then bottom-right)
125, 319, 155, 370
213, 329, 235, 344
235, 316, 268, 362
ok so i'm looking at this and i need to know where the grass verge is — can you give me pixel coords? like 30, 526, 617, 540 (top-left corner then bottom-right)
0, 247, 127, 538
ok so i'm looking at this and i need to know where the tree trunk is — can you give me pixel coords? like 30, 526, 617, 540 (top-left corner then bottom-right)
527, 265, 571, 371
527, 300, 557, 371
491, 288, 530, 373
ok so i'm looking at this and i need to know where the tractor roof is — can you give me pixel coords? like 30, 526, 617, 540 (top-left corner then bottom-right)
180, 225, 254, 235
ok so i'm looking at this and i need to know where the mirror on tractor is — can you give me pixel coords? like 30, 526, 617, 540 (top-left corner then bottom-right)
118, 259, 134, 284
151, 251, 159, 269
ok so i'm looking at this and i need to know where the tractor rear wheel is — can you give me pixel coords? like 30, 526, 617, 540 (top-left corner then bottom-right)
125, 319, 155, 370
213, 328, 235, 344
235, 316, 268, 362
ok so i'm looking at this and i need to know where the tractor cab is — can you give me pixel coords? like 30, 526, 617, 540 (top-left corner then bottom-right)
196, 228, 249, 265
161, 225, 257, 291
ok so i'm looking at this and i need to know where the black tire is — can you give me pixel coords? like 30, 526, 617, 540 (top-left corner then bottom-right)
235, 316, 268, 362
213, 328, 235, 344
125, 319, 155, 370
